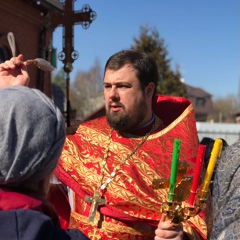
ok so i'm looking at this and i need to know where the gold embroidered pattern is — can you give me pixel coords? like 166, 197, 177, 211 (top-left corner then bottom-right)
58, 102, 206, 238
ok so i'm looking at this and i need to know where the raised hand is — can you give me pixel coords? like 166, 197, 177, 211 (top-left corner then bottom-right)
0, 54, 30, 88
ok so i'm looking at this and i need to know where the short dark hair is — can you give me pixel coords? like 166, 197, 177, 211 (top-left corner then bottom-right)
104, 50, 159, 97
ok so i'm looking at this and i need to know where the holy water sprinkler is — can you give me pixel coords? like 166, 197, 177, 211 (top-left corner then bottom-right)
26, 58, 55, 72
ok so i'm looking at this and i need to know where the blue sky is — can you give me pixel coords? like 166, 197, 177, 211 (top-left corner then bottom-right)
53, 0, 239, 99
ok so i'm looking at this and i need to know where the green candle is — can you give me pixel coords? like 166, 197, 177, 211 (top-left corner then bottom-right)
167, 139, 181, 202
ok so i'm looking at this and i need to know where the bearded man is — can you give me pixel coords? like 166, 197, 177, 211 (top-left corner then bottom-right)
54, 50, 207, 239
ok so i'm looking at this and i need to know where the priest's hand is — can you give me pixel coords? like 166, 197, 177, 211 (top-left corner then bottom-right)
155, 215, 183, 240
0, 54, 30, 89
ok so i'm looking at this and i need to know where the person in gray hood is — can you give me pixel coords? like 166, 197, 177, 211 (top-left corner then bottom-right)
0, 85, 89, 240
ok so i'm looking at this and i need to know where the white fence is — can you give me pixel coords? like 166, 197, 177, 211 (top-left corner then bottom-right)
196, 122, 240, 145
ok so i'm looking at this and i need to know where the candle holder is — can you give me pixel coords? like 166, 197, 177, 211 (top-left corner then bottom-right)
160, 199, 207, 225
153, 139, 222, 225
153, 161, 207, 225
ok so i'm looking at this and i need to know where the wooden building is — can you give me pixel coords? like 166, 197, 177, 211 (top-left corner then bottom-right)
185, 84, 214, 122
0, 0, 62, 97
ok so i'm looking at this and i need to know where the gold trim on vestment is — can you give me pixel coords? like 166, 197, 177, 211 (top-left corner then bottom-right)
60, 102, 206, 239
149, 104, 194, 139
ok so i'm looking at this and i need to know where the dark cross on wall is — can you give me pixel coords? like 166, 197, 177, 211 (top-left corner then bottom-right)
51, 0, 97, 127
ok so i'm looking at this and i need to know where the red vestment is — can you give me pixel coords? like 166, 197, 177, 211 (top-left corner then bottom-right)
54, 95, 207, 239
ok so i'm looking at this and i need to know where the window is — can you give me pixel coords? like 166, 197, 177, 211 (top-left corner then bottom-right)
196, 97, 205, 107
0, 46, 11, 63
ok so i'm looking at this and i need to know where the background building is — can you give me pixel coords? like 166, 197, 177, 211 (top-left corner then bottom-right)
0, 0, 62, 97
185, 84, 214, 122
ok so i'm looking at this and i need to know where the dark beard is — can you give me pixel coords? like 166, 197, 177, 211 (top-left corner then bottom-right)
106, 94, 147, 132
106, 113, 130, 132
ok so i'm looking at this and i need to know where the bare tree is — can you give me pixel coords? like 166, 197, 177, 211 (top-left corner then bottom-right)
209, 95, 239, 123
71, 59, 104, 120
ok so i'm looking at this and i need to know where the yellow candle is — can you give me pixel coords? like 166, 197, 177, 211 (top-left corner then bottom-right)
199, 138, 223, 200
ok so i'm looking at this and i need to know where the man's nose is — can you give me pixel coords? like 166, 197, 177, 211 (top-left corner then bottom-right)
109, 87, 119, 99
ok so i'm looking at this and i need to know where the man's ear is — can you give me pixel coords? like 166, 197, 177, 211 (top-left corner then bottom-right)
145, 82, 155, 98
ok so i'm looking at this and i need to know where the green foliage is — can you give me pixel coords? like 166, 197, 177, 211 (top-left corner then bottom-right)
157, 69, 187, 97
131, 25, 187, 97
